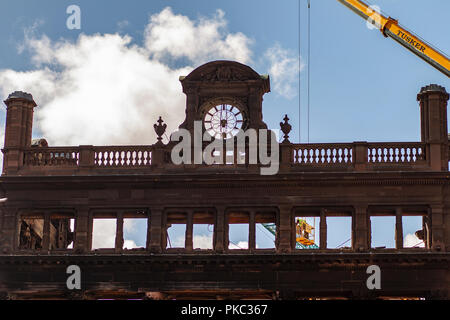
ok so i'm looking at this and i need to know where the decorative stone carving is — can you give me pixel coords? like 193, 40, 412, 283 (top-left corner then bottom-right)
178, 61, 270, 131
203, 66, 248, 82
280, 114, 292, 143
154, 116, 167, 144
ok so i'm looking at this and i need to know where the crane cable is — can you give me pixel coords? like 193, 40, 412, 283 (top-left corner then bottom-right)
335, 237, 351, 249
307, 0, 311, 143
299, 0, 311, 143
298, 0, 301, 142
257, 224, 276, 244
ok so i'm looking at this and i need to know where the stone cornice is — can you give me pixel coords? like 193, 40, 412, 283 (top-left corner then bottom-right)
0, 252, 448, 265
0, 171, 449, 190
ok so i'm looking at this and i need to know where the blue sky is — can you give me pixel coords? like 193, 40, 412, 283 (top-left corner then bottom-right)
1, 0, 447, 249
0, 0, 448, 142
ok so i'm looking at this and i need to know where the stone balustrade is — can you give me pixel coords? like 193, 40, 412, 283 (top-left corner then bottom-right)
11, 140, 435, 175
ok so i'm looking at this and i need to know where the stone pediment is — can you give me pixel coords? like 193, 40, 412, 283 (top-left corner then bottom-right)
181, 60, 268, 84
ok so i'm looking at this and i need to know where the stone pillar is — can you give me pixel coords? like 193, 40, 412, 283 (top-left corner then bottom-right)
445, 206, 450, 252
2, 91, 37, 174
178, 86, 199, 132
151, 145, 166, 168
0, 207, 17, 254
214, 207, 225, 253
423, 214, 432, 249
353, 205, 369, 251
430, 205, 445, 251
353, 142, 368, 171
395, 208, 403, 249
185, 210, 193, 251
279, 143, 292, 172
319, 209, 327, 249
74, 207, 90, 253
249, 211, 256, 251
41, 212, 50, 252
417, 84, 449, 171
224, 209, 230, 252
115, 211, 124, 252
78, 145, 95, 173
277, 206, 292, 253
161, 217, 168, 250
247, 86, 265, 129
149, 208, 163, 253
146, 210, 152, 250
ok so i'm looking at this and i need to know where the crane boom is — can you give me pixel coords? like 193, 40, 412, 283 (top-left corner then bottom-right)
337, 0, 450, 77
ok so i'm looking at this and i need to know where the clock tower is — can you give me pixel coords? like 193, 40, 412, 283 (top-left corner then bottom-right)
178, 60, 271, 139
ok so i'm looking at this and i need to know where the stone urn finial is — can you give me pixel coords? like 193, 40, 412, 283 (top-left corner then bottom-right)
280, 114, 292, 143
154, 116, 167, 144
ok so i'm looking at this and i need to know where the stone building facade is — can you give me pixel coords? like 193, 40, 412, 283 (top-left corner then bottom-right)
0, 61, 449, 300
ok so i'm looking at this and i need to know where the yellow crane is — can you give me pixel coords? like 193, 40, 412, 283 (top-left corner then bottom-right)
337, 0, 450, 77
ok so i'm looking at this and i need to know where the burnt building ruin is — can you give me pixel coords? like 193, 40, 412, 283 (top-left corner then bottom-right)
0, 61, 449, 300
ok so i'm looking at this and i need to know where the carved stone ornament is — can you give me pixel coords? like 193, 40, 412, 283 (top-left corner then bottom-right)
154, 116, 167, 143
280, 114, 292, 143
203, 66, 248, 82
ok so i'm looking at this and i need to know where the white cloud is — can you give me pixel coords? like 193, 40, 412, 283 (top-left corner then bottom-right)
403, 233, 425, 248
171, 236, 185, 248
193, 235, 213, 249
169, 235, 213, 249
92, 220, 141, 249
17, 19, 45, 55
0, 7, 253, 149
144, 7, 252, 65
229, 241, 249, 249
117, 20, 130, 31
0, 33, 190, 146
92, 219, 116, 249
123, 239, 138, 249
264, 43, 303, 99
123, 219, 136, 233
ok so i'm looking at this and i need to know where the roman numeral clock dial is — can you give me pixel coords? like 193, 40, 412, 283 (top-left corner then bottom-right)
203, 103, 244, 139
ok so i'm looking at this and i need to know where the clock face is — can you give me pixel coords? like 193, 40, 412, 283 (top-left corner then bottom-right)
203, 103, 244, 139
